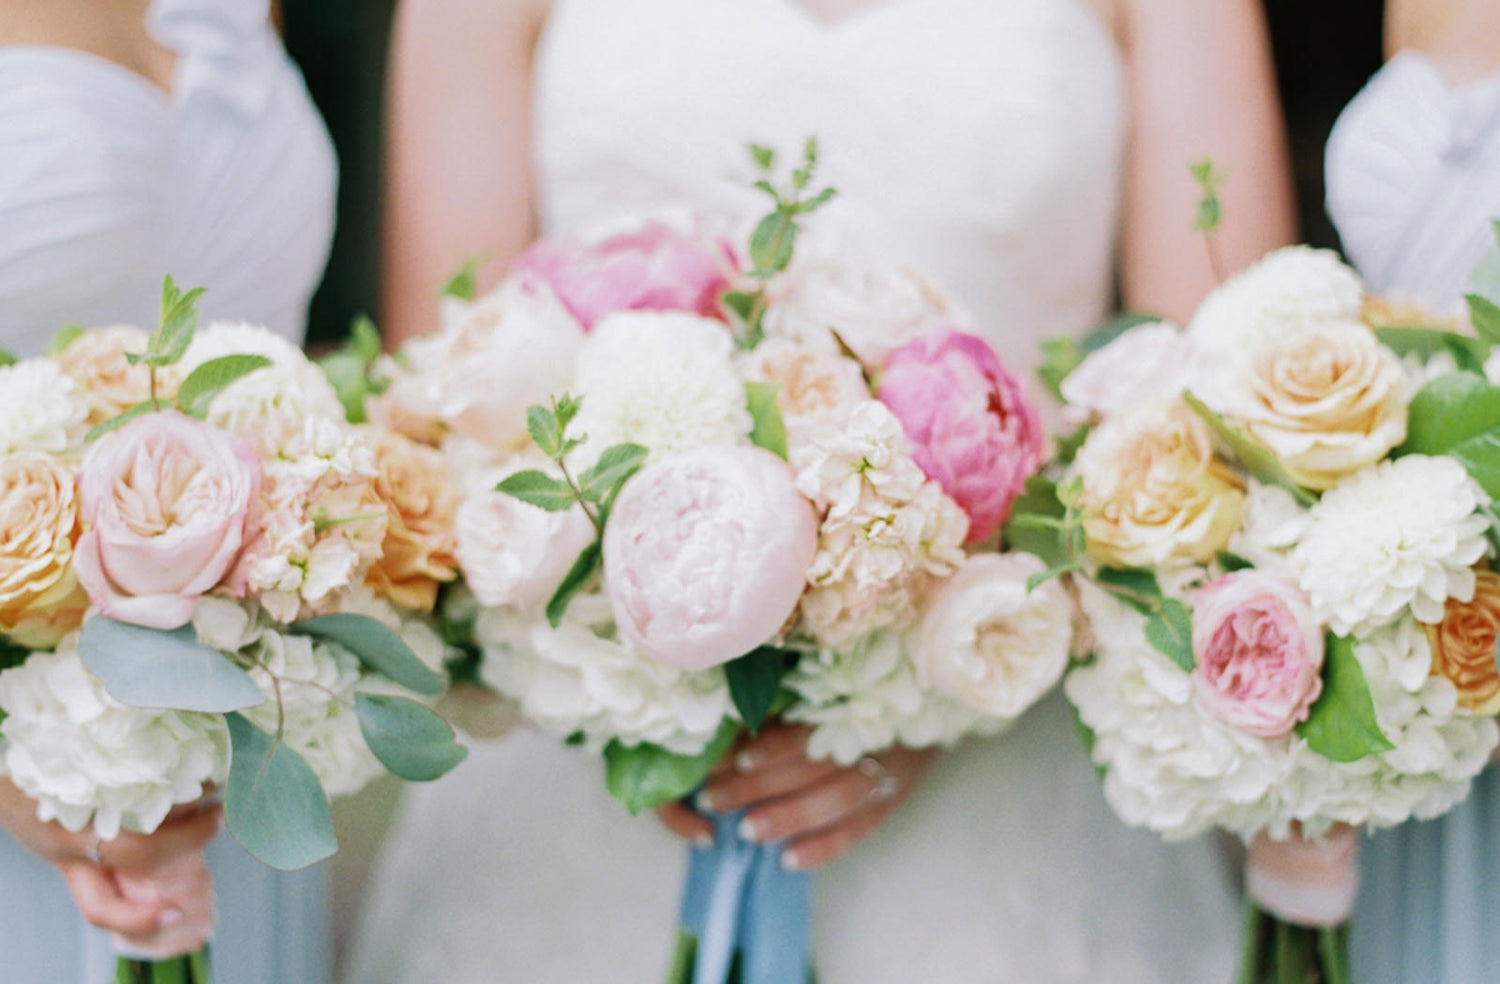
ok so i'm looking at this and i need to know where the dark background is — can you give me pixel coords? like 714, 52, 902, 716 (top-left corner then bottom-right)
281, 0, 1388, 344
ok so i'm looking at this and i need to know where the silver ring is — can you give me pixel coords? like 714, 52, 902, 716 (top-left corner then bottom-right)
84, 832, 103, 866
857, 755, 900, 803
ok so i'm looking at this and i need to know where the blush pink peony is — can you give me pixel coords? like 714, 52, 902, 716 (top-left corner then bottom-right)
514, 219, 738, 331
1191, 571, 1325, 739
876, 329, 1043, 543
73, 411, 259, 629
602, 445, 818, 671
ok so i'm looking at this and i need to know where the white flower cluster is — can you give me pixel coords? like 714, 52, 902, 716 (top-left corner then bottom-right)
0, 360, 89, 458
1486, 348, 1500, 385
0, 639, 228, 838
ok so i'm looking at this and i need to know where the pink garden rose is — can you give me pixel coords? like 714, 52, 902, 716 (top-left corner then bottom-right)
1191, 571, 1325, 739
73, 411, 259, 629
514, 219, 738, 331
876, 328, 1043, 542
603, 445, 818, 671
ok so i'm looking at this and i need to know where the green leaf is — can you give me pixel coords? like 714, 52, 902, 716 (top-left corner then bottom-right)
546, 539, 602, 628
577, 443, 649, 504
526, 404, 564, 458
1025, 561, 1080, 594
1183, 391, 1317, 506
1081, 311, 1161, 354
724, 647, 792, 732
354, 693, 468, 781
798, 186, 837, 213
749, 212, 797, 277
0, 635, 31, 673
78, 617, 266, 712
151, 277, 205, 367
1296, 634, 1394, 763
0, 347, 14, 367
1053, 424, 1089, 466
45, 324, 87, 356
1097, 567, 1164, 616
1466, 293, 1500, 349
1002, 475, 1068, 565
317, 316, 385, 424
1398, 372, 1500, 457
1447, 430, 1500, 499
1217, 550, 1255, 572
744, 382, 789, 460
84, 402, 154, 443
749, 143, 776, 172
1374, 326, 1490, 374
1189, 157, 1226, 233
290, 614, 445, 697
1035, 337, 1082, 402
721, 290, 757, 325
494, 469, 578, 512
224, 713, 337, 871
1145, 598, 1195, 672
603, 719, 739, 814
442, 257, 482, 301
174, 355, 272, 418
553, 394, 582, 433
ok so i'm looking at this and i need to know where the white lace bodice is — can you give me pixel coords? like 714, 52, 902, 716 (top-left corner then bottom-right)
533, 0, 1124, 377
0, 0, 336, 354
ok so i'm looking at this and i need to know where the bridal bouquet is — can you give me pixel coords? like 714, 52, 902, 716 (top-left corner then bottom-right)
0, 283, 467, 984
373, 141, 1072, 984
1035, 242, 1500, 982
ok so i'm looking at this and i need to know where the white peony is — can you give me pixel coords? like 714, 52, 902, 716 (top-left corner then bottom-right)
0, 359, 89, 458
0, 641, 229, 838
1292, 456, 1491, 635
180, 322, 346, 457
570, 311, 751, 464
782, 632, 995, 765
476, 592, 733, 755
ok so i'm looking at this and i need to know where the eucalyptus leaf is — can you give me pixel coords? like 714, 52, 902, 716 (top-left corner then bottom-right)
546, 540, 602, 628
724, 647, 792, 732
78, 617, 265, 712
290, 614, 445, 696
46, 324, 87, 356
749, 213, 796, 277
224, 713, 337, 871
354, 693, 468, 781
744, 382, 789, 460
84, 402, 154, 443
1466, 294, 1500, 349
1373, 326, 1490, 373
1183, 391, 1316, 506
1296, 634, 1394, 763
1097, 567, 1164, 615
603, 720, 739, 814
495, 470, 578, 512
1144, 599, 1194, 672
1398, 372, 1500, 457
174, 355, 272, 418
577, 443, 648, 504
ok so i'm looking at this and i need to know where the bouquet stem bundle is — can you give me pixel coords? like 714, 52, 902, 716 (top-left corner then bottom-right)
1237, 902, 1349, 984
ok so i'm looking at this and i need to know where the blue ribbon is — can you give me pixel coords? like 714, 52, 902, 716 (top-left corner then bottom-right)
677, 810, 812, 984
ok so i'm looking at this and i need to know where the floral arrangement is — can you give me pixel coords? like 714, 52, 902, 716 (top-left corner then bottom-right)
0, 283, 467, 982
1031, 230, 1500, 980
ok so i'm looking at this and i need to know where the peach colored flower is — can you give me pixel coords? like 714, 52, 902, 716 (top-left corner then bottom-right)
738, 338, 869, 453
1427, 569, 1500, 715
49, 326, 165, 425
0, 454, 89, 648
364, 429, 461, 613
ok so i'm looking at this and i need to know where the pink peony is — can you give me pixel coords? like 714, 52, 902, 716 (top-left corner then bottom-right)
73, 411, 259, 629
514, 220, 739, 331
1191, 571, 1325, 739
603, 445, 818, 671
876, 328, 1043, 542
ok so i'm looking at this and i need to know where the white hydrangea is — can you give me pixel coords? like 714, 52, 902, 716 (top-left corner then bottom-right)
570, 311, 751, 465
0, 641, 229, 839
1292, 456, 1490, 635
1186, 247, 1364, 372
782, 632, 995, 765
180, 322, 346, 456
1227, 482, 1311, 578
476, 592, 733, 756
0, 360, 89, 458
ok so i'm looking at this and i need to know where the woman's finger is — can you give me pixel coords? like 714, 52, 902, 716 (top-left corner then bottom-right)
730, 723, 814, 773
90, 806, 222, 873
781, 799, 892, 871
655, 800, 715, 847
60, 864, 172, 937
700, 756, 843, 814
738, 768, 870, 844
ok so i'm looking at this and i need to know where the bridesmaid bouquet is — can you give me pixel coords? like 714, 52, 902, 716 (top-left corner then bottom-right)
371, 141, 1072, 984
0, 283, 467, 983
1033, 243, 1500, 983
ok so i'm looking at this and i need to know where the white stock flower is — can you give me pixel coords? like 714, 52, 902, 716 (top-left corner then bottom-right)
795, 401, 926, 518
0, 360, 89, 457
1293, 456, 1490, 635
0, 641, 228, 838
571, 311, 751, 464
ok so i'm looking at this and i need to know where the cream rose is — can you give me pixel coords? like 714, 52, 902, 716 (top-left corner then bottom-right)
0, 454, 89, 648
1073, 400, 1245, 568
909, 553, 1072, 718
1426, 569, 1500, 714
738, 338, 869, 453
1219, 321, 1407, 490
364, 429, 461, 613
49, 326, 161, 424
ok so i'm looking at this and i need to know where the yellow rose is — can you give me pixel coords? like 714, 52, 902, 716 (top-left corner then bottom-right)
1360, 295, 1458, 332
364, 430, 461, 612
1075, 400, 1245, 568
0, 453, 89, 648
1427, 569, 1500, 715
49, 326, 174, 424
1225, 321, 1407, 490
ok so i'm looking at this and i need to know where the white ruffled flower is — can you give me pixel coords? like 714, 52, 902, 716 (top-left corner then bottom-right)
795, 401, 926, 518
0, 360, 89, 458
0, 641, 228, 838
179, 322, 346, 457
1227, 482, 1312, 578
1292, 456, 1490, 635
570, 311, 751, 464
1059, 322, 1197, 422
783, 632, 994, 765
476, 592, 732, 755
1486, 349, 1500, 386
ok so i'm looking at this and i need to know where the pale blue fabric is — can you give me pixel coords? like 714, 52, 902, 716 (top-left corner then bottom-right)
0, 0, 336, 978
1327, 50, 1500, 984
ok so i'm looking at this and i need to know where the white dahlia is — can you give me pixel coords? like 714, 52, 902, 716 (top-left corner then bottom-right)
1292, 456, 1490, 635
0, 359, 89, 458
1227, 482, 1311, 578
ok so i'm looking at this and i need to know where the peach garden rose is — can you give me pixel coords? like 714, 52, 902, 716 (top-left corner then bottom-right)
1427, 569, 1500, 715
364, 430, 461, 613
0, 453, 89, 648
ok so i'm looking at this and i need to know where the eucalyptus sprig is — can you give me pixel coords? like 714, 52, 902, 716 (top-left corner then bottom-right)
723, 138, 839, 349
1189, 157, 1229, 285
494, 395, 648, 625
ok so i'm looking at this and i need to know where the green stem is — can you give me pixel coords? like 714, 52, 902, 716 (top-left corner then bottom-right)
1237, 899, 1268, 984
554, 457, 602, 535
1317, 924, 1350, 984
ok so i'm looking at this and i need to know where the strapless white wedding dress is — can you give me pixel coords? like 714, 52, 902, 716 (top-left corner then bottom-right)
344, 2, 1240, 981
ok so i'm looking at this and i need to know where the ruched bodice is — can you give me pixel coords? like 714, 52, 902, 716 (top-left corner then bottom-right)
0, 0, 335, 354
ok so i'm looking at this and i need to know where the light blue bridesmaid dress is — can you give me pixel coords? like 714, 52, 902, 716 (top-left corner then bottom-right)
1326, 50, 1500, 984
0, 0, 337, 978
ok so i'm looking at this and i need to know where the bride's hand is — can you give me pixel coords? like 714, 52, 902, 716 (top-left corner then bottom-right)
1244, 823, 1361, 927
656, 723, 936, 870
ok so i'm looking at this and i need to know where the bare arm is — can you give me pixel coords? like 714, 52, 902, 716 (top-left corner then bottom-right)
1114, 0, 1296, 321
381, 0, 550, 347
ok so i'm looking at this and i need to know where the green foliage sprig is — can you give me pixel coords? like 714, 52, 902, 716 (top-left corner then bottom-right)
1189, 157, 1228, 284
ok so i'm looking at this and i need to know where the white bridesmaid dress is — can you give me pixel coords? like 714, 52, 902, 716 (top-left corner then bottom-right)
345, 1, 1241, 981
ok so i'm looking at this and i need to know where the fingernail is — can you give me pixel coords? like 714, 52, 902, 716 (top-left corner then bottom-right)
159, 908, 184, 929
735, 750, 758, 773
780, 849, 804, 871
697, 790, 721, 813
694, 831, 715, 849
738, 817, 763, 842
